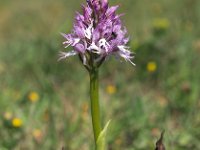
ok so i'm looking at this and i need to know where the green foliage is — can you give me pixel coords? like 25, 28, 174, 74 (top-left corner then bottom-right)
0, 0, 200, 149
97, 120, 111, 150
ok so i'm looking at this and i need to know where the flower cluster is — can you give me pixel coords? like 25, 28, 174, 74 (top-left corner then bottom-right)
59, 0, 135, 69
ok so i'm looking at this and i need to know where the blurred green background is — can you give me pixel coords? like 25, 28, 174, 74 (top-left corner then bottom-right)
0, 0, 200, 149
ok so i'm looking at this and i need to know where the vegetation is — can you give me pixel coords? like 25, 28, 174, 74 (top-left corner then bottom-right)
0, 0, 200, 149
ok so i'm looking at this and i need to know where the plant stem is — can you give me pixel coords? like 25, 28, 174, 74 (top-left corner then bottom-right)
89, 68, 102, 147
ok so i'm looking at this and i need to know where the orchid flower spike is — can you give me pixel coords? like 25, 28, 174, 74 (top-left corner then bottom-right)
59, 0, 135, 70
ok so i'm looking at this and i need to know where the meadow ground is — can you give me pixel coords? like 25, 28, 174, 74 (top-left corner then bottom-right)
0, 0, 200, 149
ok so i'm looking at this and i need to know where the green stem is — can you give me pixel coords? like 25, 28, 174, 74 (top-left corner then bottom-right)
89, 68, 102, 147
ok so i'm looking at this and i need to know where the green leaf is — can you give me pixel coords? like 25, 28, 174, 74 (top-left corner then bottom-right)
96, 120, 111, 150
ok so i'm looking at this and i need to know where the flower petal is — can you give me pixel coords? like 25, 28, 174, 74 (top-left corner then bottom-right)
58, 51, 77, 61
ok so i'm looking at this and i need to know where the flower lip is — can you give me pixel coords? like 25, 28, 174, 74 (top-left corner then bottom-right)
58, 51, 77, 61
